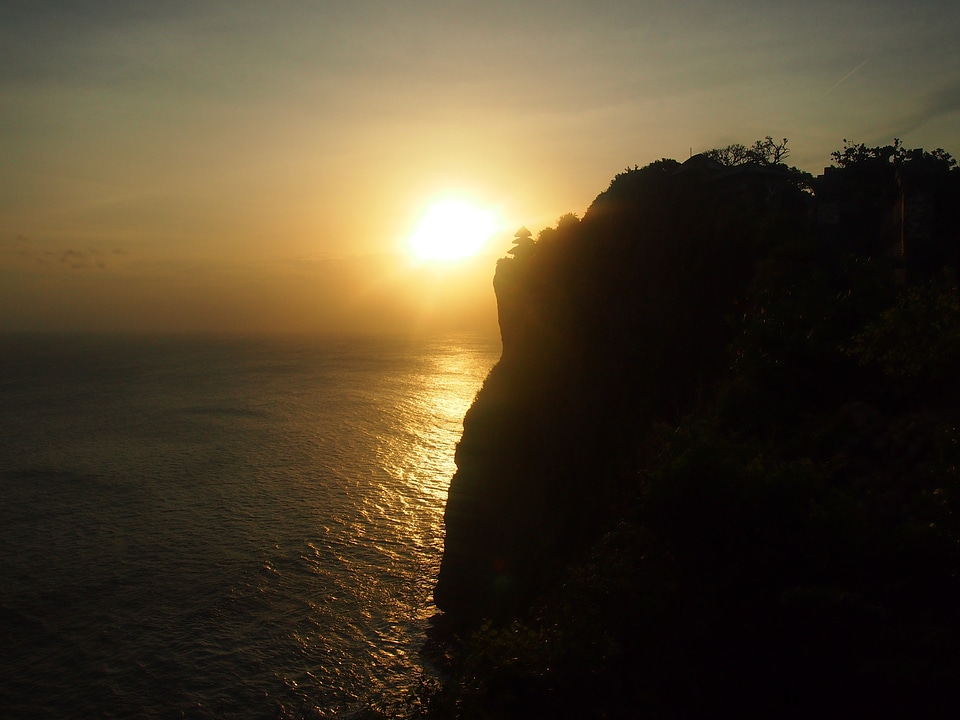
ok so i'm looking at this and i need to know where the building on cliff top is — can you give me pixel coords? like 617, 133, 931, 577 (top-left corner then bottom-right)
506, 226, 535, 260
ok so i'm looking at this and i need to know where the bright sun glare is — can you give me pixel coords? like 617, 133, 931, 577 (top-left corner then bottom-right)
408, 199, 498, 261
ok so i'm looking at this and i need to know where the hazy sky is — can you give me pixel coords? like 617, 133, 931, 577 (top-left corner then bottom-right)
3, 0, 959, 334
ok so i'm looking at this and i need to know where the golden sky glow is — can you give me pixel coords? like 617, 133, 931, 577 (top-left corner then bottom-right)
2, 1, 960, 334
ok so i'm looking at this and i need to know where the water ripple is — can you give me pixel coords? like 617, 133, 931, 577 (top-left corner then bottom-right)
0, 333, 500, 718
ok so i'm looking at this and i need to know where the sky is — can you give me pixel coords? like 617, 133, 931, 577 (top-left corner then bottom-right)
2, 0, 960, 335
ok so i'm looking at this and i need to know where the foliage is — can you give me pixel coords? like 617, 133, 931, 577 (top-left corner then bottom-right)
830, 137, 956, 171
536, 213, 580, 243
704, 135, 790, 166
606, 158, 680, 191
844, 272, 960, 389
422, 620, 569, 720
830, 137, 907, 167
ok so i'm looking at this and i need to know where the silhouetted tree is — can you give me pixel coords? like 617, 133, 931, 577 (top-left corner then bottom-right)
705, 136, 790, 166
749, 135, 790, 165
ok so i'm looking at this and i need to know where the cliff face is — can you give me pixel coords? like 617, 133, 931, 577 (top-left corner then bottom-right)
434, 159, 812, 624
428, 148, 960, 718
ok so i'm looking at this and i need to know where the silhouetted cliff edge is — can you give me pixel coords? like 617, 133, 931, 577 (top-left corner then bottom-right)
425, 142, 960, 718
435, 156, 813, 623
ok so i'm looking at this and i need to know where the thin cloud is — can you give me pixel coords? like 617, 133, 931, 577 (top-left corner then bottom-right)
825, 58, 870, 95
897, 80, 960, 134
1, 240, 114, 271
58, 249, 108, 270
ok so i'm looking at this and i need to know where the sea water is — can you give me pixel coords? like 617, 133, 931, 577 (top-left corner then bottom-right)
0, 333, 500, 718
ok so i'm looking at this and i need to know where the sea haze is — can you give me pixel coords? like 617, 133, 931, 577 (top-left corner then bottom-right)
0, 333, 500, 718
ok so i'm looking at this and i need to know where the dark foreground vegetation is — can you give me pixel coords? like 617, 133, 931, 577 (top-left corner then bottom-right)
387, 140, 960, 719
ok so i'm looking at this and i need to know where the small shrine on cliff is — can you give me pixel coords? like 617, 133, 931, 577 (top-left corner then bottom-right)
506, 226, 534, 259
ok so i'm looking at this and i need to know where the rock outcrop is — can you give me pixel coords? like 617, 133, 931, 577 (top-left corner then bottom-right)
428, 145, 960, 718
434, 158, 812, 624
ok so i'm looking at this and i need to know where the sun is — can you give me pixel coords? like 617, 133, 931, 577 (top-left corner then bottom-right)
408, 198, 498, 261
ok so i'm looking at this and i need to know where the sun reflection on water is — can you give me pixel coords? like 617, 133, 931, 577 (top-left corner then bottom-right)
372, 338, 499, 627
378, 340, 495, 503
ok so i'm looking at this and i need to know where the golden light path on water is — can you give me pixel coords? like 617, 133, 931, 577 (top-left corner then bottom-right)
386, 349, 487, 502
288, 335, 500, 714
375, 341, 494, 606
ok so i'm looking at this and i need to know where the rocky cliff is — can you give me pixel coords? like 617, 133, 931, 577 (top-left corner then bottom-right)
423, 145, 960, 718
434, 158, 812, 624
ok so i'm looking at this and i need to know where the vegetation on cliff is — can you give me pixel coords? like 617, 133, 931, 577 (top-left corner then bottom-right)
416, 140, 960, 719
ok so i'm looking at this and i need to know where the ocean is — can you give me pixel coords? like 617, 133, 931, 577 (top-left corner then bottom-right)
0, 333, 501, 719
